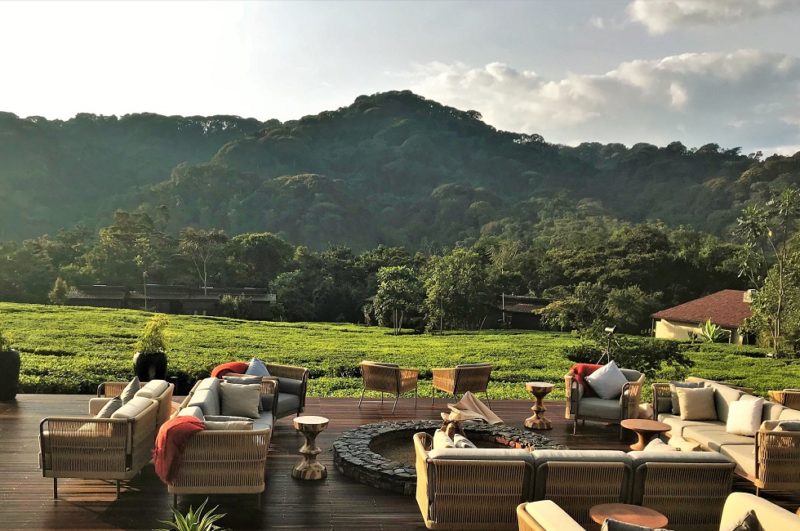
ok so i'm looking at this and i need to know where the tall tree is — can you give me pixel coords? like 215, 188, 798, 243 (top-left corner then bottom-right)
373, 265, 424, 334
178, 228, 228, 295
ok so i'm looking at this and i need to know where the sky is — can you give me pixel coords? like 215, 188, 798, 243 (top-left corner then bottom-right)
1, 0, 799, 154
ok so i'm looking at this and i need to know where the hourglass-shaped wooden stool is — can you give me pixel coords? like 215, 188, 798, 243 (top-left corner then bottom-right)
292, 415, 329, 480
524, 382, 554, 430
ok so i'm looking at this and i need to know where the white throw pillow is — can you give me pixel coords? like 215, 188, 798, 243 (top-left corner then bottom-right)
585, 361, 628, 400
726, 397, 764, 436
432, 429, 455, 450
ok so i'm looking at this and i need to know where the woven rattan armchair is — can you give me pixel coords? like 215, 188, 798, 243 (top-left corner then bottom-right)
565, 367, 644, 439
431, 363, 493, 407
264, 362, 309, 418
358, 361, 419, 412
40, 397, 159, 498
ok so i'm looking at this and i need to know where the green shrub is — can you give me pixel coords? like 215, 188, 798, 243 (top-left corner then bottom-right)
218, 295, 253, 319
560, 342, 603, 364
134, 314, 169, 354
612, 336, 694, 379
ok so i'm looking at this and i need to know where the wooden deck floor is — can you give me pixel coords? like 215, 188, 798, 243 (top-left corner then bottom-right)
0, 395, 797, 530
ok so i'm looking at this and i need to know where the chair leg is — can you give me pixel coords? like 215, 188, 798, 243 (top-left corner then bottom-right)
173, 494, 178, 506
573, 419, 577, 435
381, 392, 384, 405
53, 478, 57, 499
414, 386, 418, 408
358, 387, 365, 407
431, 388, 436, 406
392, 394, 400, 413
116, 480, 121, 499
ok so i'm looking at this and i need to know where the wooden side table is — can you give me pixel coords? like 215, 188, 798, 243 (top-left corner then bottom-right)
292, 415, 329, 480
620, 419, 670, 451
590, 503, 668, 528
524, 382, 554, 430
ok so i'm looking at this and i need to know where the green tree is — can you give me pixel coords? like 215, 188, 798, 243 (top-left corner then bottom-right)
423, 248, 491, 331
373, 265, 424, 334
735, 186, 800, 354
178, 228, 228, 294
48, 277, 69, 305
225, 232, 294, 288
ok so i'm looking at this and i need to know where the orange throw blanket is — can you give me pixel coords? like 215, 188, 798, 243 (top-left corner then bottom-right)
153, 416, 205, 484
570, 363, 603, 397
210, 361, 249, 378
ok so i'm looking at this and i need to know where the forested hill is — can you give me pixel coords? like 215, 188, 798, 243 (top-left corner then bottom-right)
2, 91, 800, 248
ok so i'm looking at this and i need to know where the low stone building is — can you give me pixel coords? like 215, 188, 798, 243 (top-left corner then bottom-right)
651, 289, 754, 344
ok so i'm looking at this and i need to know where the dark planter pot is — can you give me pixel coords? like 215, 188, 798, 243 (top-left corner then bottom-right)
133, 351, 167, 382
0, 349, 21, 401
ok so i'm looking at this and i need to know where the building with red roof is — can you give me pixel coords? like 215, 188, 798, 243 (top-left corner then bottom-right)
651, 289, 755, 344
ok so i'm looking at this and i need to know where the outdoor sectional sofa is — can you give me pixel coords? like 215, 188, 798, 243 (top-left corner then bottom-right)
517, 491, 800, 531
39, 392, 160, 498
413, 432, 734, 530
653, 377, 800, 493
169, 377, 273, 504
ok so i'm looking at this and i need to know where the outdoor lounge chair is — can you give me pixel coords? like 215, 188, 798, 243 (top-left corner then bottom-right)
213, 360, 309, 419
358, 361, 419, 412
564, 365, 645, 438
40, 396, 159, 498
431, 363, 493, 407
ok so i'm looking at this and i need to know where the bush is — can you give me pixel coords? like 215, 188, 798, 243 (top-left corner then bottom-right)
561, 342, 603, 364
612, 336, 693, 379
134, 314, 169, 354
218, 295, 252, 319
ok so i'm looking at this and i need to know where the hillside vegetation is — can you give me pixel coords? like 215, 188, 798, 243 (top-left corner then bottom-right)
2, 302, 793, 399
2, 91, 799, 248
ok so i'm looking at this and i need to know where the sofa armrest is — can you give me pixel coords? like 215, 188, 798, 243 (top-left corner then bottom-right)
721, 492, 800, 530
89, 397, 114, 416
564, 373, 582, 419
517, 501, 584, 531
755, 426, 800, 488
620, 379, 644, 421
652, 383, 672, 418
39, 417, 132, 473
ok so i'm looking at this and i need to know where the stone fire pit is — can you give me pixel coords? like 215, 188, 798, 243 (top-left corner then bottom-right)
332, 420, 564, 495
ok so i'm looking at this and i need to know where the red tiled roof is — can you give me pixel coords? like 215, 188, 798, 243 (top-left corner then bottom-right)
651, 289, 752, 329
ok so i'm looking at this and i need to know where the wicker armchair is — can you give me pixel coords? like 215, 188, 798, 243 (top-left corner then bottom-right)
40, 397, 159, 498
564, 367, 644, 438
431, 363, 493, 407
358, 361, 419, 412
263, 362, 309, 419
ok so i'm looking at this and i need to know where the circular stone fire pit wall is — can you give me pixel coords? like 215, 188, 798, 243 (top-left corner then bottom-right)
332, 420, 564, 495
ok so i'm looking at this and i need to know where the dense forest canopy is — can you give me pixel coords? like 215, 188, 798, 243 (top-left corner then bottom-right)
2, 90, 799, 248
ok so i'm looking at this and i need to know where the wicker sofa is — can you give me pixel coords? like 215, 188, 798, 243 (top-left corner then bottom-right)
413, 432, 734, 530
40, 395, 160, 498
93, 379, 175, 427
517, 491, 800, 531
169, 377, 272, 503
653, 378, 800, 493
565, 366, 645, 438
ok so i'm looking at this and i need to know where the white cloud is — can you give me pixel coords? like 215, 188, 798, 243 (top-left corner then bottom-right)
409, 50, 800, 154
628, 0, 800, 34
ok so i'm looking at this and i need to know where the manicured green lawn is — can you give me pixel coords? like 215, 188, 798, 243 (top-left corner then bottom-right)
1, 302, 796, 399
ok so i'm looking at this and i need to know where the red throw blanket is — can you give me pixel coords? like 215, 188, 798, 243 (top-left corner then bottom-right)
570, 363, 603, 397
153, 416, 205, 484
210, 361, 249, 378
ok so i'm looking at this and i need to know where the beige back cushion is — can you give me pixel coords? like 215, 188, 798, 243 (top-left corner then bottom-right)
677, 386, 718, 421
135, 379, 169, 399
705, 383, 743, 422
111, 396, 154, 419
219, 382, 261, 419
779, 408, 800, 421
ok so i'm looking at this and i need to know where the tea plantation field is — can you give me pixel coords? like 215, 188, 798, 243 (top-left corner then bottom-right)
1, 302, 796, 399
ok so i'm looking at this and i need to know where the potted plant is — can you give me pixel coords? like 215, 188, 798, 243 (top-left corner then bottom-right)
133, 314, 169, 382
0, 330, 20, 401
158, 499, 226, 531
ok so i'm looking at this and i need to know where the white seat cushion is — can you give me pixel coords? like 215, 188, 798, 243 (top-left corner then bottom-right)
658, 413, 724, 437
111, 396, 153, 419
579, 397, 622, 420
719, 444, 756, 478
683, 425, 754, 451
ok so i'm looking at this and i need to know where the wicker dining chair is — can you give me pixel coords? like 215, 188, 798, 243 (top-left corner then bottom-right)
358, 361, 419, 412
431, 363, 493, 407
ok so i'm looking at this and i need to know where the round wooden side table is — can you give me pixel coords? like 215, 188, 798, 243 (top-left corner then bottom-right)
620, 419, 670, 451
590, 503, 668, 528
524, 382, 555, 430
292, 415, 329, 480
